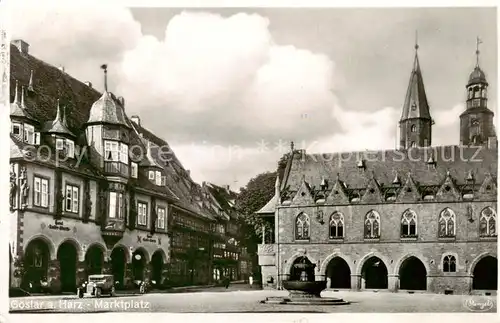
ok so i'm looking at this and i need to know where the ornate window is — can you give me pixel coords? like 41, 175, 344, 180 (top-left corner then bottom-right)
65, 184, 79, 213
480, 207, 496, 237
137, 202, 148, 226
34, 176, 49, 208
364, 210, 380, 239
401, 209, 417, 237
108, 191, 124, 219
410, 125, 416, 132
156, 207, 166, 229
410, 141, 416, 148
295, 213, 310, 240
438, 208, 456, 238
443, 255, 456, 272
329, 212, 344, 239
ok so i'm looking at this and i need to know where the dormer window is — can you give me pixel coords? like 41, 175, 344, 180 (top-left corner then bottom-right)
12, 122, 21, 136
66, 140, 74, 158
131, 162, 138, 178
24, 124, 34, 144
56, 138, 75, 158
161, 176, 166, 186
149, 171, 155, 180
56, 138, 64, 150
155, 171, 162, 185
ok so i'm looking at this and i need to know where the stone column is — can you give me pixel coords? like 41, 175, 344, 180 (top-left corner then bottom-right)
48, 259, 61, 294
388, 274, 399, 292
125, 263, 133, 289
76, 261, 86, 286
350, 274, 361, 290
262, 224, 266, 244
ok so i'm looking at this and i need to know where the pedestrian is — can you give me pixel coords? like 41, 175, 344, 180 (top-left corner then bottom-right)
249, 275, 253, 286
224, 277, 230, 289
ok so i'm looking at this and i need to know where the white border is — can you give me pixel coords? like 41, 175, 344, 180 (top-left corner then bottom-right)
1, 1, 499, 323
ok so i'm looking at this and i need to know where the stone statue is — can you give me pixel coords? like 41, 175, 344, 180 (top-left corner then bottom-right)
10, 165, 17, 210
19, 167, 29, 209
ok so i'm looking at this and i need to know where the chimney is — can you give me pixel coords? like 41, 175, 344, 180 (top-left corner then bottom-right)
488, 137, 498, 149
131, 115, 141, 126
59, 66, 65, 73
85, 81, 92, 88
11, 39, 29, 55
186, 170, 190, 177
224, 185, 230, 191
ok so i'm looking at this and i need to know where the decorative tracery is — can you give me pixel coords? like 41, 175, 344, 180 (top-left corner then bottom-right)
329, 212, 344, 239
364, 210, 380, 239
438, 208, 456, 238
480, 207, 497, 237
401, 209, 417, 237
295, 213, 310, 240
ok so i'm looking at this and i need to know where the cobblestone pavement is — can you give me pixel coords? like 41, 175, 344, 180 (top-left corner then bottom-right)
9, 289, 497, 313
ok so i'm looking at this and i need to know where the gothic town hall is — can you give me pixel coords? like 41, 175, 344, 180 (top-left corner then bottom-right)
256, 43, 498, 295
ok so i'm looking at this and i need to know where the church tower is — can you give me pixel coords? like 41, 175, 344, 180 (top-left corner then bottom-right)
460, 38, 497, 148
399, 37, 433, 149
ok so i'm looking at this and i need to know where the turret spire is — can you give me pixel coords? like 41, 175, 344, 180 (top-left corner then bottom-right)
28, 70, 34, 92
14, 80, 19, 103
55, 99, 62, 121
101, 64, 108, 92
476, 36, 482, 67
20, 86, 26, 107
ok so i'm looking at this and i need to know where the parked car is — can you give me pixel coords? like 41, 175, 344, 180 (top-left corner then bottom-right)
78, 274, 116, 298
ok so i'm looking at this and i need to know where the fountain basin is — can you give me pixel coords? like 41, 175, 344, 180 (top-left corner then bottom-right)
283, 280, 327, 298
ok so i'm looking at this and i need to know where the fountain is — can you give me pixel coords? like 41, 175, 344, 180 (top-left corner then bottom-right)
261, 257, 349, 305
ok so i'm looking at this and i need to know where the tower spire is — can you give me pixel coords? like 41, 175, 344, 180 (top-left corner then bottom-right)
20, 86, 26, 107
413, 30, 420, 71
55, 99, 62, 122
476, 36, 482, 67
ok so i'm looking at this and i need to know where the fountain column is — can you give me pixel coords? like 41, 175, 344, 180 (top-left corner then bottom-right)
350, 274, 361, 290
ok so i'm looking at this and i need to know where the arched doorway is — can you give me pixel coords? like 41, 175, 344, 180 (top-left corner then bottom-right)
57, 241, 78, 292
23, 238, 50, 291
132, 249, 146, 281
151, 251, 164, 285
473, 256, 497, 290
326, 257, 351, 289
398, 256, 427, 290
361, 256, 388, 289
85, 245, 104, 277
289, 256, 314, 281
110, 247, 127, 288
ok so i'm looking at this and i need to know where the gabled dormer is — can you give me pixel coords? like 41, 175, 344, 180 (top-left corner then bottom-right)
10, 80, 40, 145
396, 172, 421, 203
361, 172, 383, 204
291, 175, 314, 205
325, 174, 349, 204
42, 99, 77, 159
141, 140, 166, 186
436, 170, 461, 202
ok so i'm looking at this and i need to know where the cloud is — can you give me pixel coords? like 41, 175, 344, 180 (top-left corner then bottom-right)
11, 6, 481, 188
117, 11, 339, 145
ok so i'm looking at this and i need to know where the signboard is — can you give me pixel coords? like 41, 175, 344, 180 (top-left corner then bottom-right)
137, 234, 162, 245
46, 219, 71, 231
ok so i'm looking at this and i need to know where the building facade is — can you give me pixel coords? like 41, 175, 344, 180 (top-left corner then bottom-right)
8, 39, 244, 293
257, 44, 497, 295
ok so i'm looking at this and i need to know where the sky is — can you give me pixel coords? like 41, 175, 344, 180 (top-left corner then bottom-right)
10, 5, 497, 190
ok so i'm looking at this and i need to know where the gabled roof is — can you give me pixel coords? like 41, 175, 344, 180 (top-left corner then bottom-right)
204, 182, 239, 220
400, 49, 432, 121
279, 146, 497, 202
